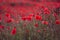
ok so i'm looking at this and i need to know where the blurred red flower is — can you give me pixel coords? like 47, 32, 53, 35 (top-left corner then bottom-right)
7, 19, 12, 23
21, 16, 27, 21
55, 20, 60, 24
0, 17, 1, 20
42, 21, 48, 25
34, 23, 39, 28
41, 6, 45, 9
35, 15, 42, 21
7, 18, 14, 23
26, 16, 32, 21
29, 14, 34, 17
5, 13, 11, 18
0, 17, 1, 22
44, 8, 50, 15
11, 27, 16, 35
0, 25, 4, 29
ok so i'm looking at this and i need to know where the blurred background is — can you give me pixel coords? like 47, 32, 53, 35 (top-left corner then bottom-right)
0, 0, 60, 40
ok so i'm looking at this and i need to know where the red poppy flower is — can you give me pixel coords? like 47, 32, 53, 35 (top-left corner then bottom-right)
41, 6, 45, 9
0, 25, 4, 29
7, 18, 14, 23
42, 21, 48, 25
5, 13, 11, 18
7, 19, 12, 23
0, 17, 1, 22
34, 23, 38, 28
44, 8, 50, 15
29, 14, 34, 17
21, 16, 27, 21
55, 20, 60, 24
0, 17, 1, 20
35, 15, 42, 21
36, 13, 40, 15
26, 16, 32, 21
44, 8, 48, 11
44, 11, 50, 14
11, 27, 16, 35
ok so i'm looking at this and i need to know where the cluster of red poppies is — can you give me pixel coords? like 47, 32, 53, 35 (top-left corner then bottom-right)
0, 2, 60, 40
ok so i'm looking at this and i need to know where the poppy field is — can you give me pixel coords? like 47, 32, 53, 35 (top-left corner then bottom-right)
0, 0, 60, 40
